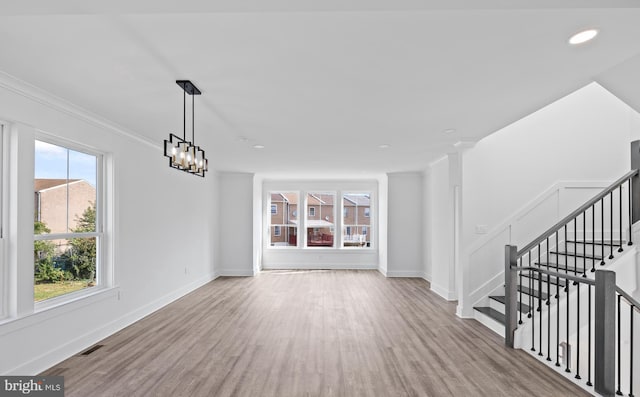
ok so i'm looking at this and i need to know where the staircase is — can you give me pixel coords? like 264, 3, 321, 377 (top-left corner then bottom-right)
471, 164, 640, 397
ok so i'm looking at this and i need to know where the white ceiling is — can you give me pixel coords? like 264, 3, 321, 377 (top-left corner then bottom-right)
0, 1, 639, 173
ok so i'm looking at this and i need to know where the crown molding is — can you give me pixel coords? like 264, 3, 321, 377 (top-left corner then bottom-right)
0, 70, 160, 150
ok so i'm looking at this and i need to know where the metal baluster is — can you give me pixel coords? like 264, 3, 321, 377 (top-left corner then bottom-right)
565, 225, 569, 284
547, 237, 551, 361
617, 295, 622, 396
629, 179, 634, 246
619, 186, 624, 253
519, 256, 523, 325
602, 198, 606, 266
531, 253, 535, 352
576, 278, 581, 380
610, 191, 615, 260
630, 305, 634, 397
574, 218, 578, 274
539, 269, 543, 357
555, 234, 561, 368
592, 204, 596, 272
528, 254, 532, 319
583, 212, 587, 276
587, 282, 593, 386
566, 267, 571, 373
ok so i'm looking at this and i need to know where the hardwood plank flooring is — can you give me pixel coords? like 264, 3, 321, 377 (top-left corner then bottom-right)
42, 270, 589, 396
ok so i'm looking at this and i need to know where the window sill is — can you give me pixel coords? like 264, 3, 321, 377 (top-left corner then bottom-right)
0, 286, 119, 337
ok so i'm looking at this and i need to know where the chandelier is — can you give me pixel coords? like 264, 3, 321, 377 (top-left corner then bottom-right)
164, 80, 208, 177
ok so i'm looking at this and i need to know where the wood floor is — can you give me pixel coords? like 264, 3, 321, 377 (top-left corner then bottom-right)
43, 270, 589, 396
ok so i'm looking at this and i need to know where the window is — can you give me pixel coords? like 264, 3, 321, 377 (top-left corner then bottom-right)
34, 139, 102, 302
0, 125, 5, 318
306, 192, 335, 248
342, 193, 372, 248
343, 207, 348, 217
268, 192, 298, 247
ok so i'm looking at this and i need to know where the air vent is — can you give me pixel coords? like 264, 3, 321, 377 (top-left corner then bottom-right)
80, 344, 104, 356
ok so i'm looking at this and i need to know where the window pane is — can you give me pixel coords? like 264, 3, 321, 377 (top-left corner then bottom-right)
269, 192, 298, 247
34, 141, 69, 234
307, 192, 335, 248
68, 149, 97, 232
34, 237, 97, 302
343, 193, 372, 248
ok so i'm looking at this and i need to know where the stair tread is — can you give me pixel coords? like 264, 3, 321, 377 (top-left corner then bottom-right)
517, 285, 550, 300
473, 306, 505, 325
521, 272, 567, 287
489, 295, 532, 313
566, 240, 626, 246
550, 250, 603, 260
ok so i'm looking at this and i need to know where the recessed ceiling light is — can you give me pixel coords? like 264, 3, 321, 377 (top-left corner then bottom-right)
443, 129, 456, 134
378, 144, 390, 149
238, 137, 249, 143
253, 144, 265, 149
569, 29, 598, 45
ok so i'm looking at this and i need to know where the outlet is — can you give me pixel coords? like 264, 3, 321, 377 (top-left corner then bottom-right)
475, 224, 488, 234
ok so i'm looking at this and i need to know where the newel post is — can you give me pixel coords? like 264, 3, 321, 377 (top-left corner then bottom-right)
504, 245, 518, 348
594, 270, 616, 397
631, 140, 640, 224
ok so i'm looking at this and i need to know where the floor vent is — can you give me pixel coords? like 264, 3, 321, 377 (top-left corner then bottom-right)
80, 344, 104, 356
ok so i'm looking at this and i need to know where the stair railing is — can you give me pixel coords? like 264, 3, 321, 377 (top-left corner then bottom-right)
504, 141, 640, 396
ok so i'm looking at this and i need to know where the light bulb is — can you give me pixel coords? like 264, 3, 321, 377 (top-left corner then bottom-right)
180, 152, 185, 158
187, 154, 191, 162
171, 147, 176, 155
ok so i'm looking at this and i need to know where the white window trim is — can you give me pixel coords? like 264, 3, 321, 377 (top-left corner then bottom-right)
33, 134, 110, 309
274, 225, 281, 236
308, 207, 315, 217
271, 204, 277, 215
0, 124, 6, 319
263, 185, 376, 252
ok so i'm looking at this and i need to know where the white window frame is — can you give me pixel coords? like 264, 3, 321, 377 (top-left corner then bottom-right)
33, 135, 108, 309
308, 207, 315, 217
271, 204, 277, 215
364, 207, 370, 217
0, 124, 6, 319
267, 191, 299, 248
262, 184, 376, 253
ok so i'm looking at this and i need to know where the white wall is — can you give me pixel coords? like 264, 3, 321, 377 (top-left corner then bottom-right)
218, 172, 255, 276
387, 172, 423, 277
0, 75, 217, 374
457, 82, 640, 316
425, 157, 456, 299
462, 83, 637, 249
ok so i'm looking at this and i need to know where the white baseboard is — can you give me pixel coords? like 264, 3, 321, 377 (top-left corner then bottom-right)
456, 304, 475, 319
431, 282, 457, 301
261, 264, 377, 271
386, 270, 427, 278
377, 267, 387, 277
217, 268, 256, 277
7, 272, 217, 375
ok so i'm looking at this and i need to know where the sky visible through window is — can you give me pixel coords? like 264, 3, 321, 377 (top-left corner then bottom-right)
35, 140, 96, 186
